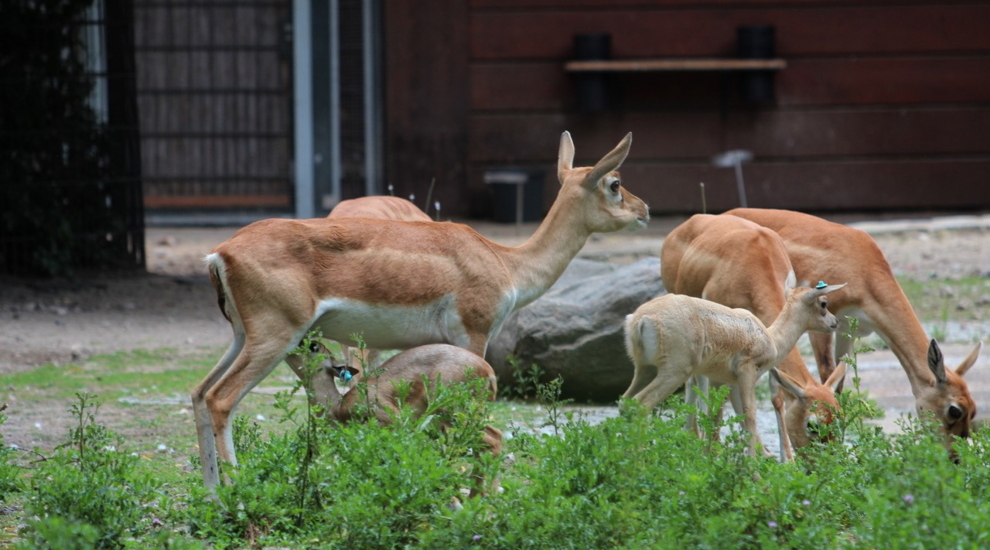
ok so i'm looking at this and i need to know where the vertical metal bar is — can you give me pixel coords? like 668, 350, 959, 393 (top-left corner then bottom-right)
293, 0, 314, 218
362, 0, 378, 196
85, 0, 109, 123
515, 183, 524, 229
329, 0, 342, 206
734, 161, 748, 208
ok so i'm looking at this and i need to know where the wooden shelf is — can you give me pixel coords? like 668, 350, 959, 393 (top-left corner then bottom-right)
564, 58, 787, 73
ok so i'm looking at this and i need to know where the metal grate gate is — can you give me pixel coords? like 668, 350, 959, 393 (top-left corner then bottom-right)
0, 0, 144, 275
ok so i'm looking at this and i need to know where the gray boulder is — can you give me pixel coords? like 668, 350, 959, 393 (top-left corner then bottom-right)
487, 257, 665, 402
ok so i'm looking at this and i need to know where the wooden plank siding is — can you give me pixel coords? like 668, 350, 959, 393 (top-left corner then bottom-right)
383, 0, 472, 214
444, 1, 990, 215
133, 0, 294, 212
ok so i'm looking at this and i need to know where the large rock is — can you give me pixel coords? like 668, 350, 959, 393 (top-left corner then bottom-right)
487, 258, 665, 402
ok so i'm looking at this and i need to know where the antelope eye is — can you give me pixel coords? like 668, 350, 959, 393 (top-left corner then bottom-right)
610, 181, 620, 193
949, 405, 964, 420
308, 341, 321, 353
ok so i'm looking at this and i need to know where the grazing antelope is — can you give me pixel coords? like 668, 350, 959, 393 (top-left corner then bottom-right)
318, 343, 502, 497
194, 131, 649, 489
660, 214, 845, 460
623, 284, 845, 456
329, 195, 432, 222
726, 208, 982, 454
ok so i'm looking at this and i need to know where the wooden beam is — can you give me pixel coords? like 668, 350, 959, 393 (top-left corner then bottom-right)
564, 58, 787, 72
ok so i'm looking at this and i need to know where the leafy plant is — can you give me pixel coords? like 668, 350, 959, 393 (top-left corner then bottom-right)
19, 393, 164, 550
499, 356, 544, 401
833, 316, 884, 445
0, 406, 22, 498
536, 376, 573, 436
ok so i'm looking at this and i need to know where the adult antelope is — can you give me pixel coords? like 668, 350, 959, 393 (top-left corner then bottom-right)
726, 208, 983, 452
660, 214, 845, 460
194, 131, 649, 489
294, 195, 433, 383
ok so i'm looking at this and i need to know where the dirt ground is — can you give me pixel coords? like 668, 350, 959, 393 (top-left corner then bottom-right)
1, 213, 989, 450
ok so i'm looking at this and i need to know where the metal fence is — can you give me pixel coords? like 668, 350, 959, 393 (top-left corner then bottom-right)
0, 0, 144, 275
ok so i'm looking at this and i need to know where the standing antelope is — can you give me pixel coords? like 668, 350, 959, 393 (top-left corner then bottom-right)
194, 131, 649, 489
726, 208, 982, 452
660, 214, 845, 460
308, 196, 434, 384
622, 283, 845, 456
283, 196, 432, 409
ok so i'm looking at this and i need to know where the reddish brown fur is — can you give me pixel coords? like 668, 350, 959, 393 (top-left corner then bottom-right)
325, 344, 502, 496
660, 214, 844, 458
329, 195, 432, 222
726, 207, 982, 449
191, 131, 650, 490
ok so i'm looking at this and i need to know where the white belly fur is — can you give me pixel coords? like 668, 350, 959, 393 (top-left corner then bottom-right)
309, 295, 470, 350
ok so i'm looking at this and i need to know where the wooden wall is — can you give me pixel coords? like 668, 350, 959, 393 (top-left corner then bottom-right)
383, 0, 471, 215
134, 0, 294, 211
386, 0, 990, 216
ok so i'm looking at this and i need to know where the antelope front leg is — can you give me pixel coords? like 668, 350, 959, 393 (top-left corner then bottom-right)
737, 367, 769, 458
769, 375, 794, 462
684, 376, 708, 438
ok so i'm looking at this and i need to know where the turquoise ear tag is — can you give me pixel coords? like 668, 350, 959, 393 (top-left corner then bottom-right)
816, 281, 827, 289
339, 370, 353, 382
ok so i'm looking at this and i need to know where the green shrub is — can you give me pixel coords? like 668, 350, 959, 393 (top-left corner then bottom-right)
19, 393, 164, 550
0, 409, 22, 497
182, 342, 501, 549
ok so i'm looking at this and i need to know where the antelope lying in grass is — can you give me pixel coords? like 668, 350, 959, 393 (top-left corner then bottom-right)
316, 343, 502, 497
195, 131, 649, 489
727, 208, 982, 455
660, 214, 845, 460
622, 283, 845, 456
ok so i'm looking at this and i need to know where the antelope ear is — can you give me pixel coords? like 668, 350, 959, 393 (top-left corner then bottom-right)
770, 368, 806, 400
825, 362, 847, 392
801, 282, 848, 305
955, 341, 982, 377
584, 132, 632, 190
928, 339, 947, 384
328, 364, 360, 383
557, 131, 575, 184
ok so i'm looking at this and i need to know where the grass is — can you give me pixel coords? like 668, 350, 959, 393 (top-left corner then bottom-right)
2, 275, 988, 548
4, 377, 990, 549
897, 275, 990, 343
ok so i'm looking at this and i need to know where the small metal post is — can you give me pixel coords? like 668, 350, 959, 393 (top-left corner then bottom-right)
712, 150, 754, 208
515, 183, 524, 228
